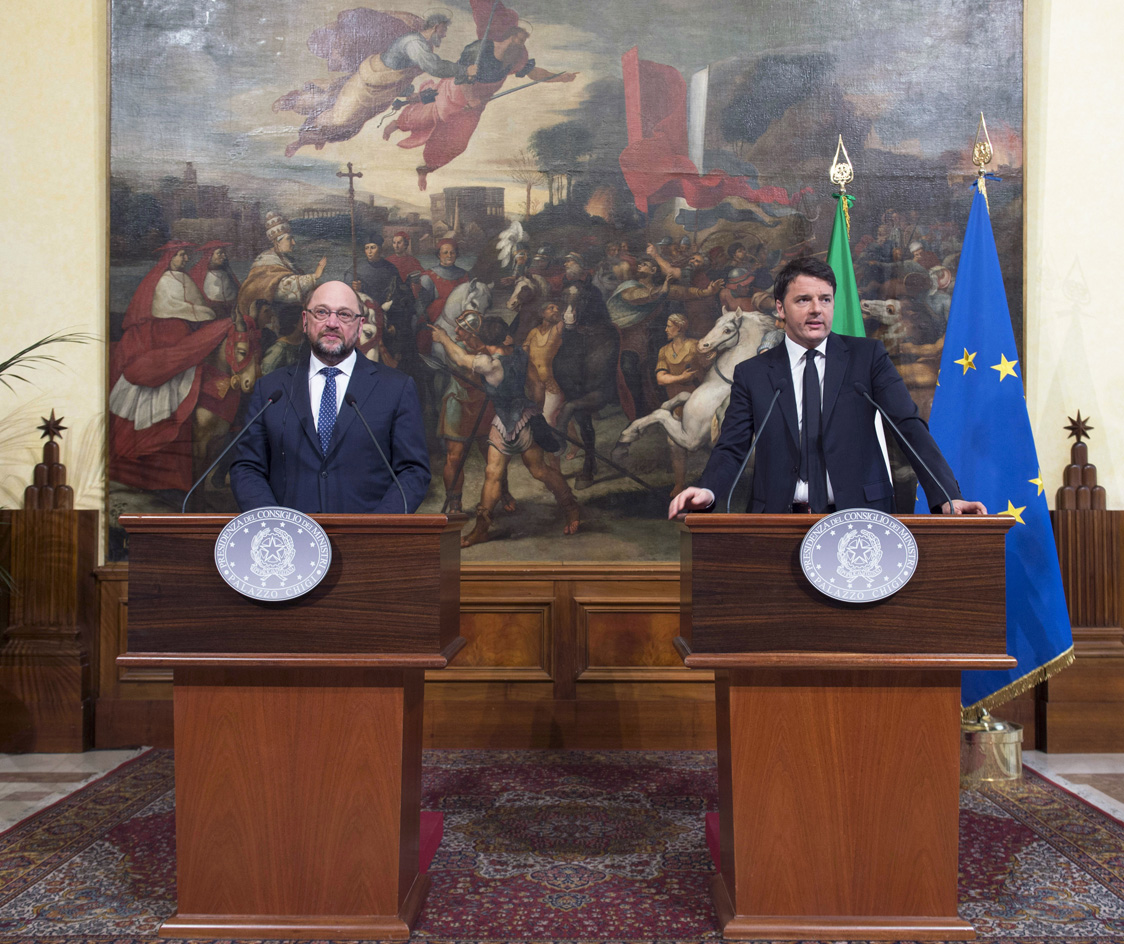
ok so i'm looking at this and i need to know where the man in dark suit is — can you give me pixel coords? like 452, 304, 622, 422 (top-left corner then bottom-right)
230, 280, 430, 513
669, 257, 985, 517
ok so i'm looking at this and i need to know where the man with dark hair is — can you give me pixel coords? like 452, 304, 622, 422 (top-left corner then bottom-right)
669, 257, 986, 517
386, 231, 424, 284
431, 315, 579, 547
230, 280, 430, 513
349, 232, 411, 365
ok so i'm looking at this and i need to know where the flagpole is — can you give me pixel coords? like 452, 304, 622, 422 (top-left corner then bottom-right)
924, 116, 1073, 753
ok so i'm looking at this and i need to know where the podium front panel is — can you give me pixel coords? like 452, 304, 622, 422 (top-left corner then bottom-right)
682, 514, 1011, 656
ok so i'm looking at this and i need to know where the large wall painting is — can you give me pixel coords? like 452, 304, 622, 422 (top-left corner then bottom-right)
107, 0, 1024, 561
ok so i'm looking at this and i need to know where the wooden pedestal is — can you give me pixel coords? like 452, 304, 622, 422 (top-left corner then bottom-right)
0, 509, 97, 752
679, 514, 1015, 940
119, 514, 463, 941
162, 665, 427, 940
711, 666, 970, 940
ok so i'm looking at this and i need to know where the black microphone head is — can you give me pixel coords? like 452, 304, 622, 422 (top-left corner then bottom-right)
853, 382, 870, 397
344, 393, 357, 407
268, 391, 284, 404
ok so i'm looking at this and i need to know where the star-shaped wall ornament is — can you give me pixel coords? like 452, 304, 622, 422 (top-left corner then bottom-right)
37, 410, 67, 441
990, 353, 1019, 381
1064, 411, 1093, 443
954, 349, 977, 374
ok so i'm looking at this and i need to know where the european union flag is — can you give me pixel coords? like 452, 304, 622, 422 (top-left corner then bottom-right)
917, 183, 1073, 714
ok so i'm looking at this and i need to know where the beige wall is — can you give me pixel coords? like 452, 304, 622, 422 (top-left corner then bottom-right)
1, 0, 1117, 548
1025, 0, 1122, 505
0, 2, 107, 514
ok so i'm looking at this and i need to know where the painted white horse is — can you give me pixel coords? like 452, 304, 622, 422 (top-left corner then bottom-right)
428, 279, 493, 366
614, 307, 775, 454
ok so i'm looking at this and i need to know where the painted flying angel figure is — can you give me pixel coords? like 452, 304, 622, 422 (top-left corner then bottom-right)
382, 0, 577, 190
275, 8, 476, 158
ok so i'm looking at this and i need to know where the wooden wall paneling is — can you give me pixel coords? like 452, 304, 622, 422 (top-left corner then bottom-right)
0, 510, 98, 752
571, 572, 716, 748
1042, 510, 1124, 752
423, 564, 717, 749
94, 563, 173, 748
575, 578, 691, 680
97, 560, 718, 750
432, 579, 553, 681
553, 574, 578, 700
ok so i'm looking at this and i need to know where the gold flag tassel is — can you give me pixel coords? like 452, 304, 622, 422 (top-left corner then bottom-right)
972, 112, 994, 213
960, 646, 1075, 722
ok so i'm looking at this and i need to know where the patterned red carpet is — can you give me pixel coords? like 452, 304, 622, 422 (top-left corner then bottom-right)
0, 748, 1122, 943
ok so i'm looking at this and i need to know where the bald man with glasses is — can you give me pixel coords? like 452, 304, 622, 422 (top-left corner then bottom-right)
230, 280, 430, 513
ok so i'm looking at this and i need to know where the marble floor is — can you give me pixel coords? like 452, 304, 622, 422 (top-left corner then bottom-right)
1023, 749, 1124, 822
0, 748, 1120, 834
0, 748, 146, 832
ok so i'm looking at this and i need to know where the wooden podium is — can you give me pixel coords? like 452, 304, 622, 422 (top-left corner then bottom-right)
118, 513, 464, 941
676, 514, 1016, 941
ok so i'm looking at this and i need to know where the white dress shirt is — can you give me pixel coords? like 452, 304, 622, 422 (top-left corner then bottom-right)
308, 349, 357, 433
785, 335, 835, 505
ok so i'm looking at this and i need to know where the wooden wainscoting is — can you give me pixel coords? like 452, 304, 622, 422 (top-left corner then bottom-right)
94, 563, 174, 748
1041, 510, 1124, 751
94, 562, 717, 750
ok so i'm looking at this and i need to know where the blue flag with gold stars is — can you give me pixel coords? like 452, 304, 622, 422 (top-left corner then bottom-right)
917, 183, 1073, 714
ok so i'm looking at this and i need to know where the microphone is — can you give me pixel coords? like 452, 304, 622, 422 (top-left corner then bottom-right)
345, 393, 409, 514
182, 391, 283, 513
725, 387, 782, 514
852, 382, 956, 514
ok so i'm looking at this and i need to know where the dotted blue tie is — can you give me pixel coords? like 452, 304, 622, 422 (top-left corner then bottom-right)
318, 367, 342, 454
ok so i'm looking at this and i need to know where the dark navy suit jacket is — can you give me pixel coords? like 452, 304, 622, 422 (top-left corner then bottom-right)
230, 353, 430, 513
698, 333, 961, 513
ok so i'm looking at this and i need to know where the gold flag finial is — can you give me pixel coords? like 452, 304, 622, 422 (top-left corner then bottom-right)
829, 134, 854, 193
829, 135, 854, 234
972, 112, 994, 212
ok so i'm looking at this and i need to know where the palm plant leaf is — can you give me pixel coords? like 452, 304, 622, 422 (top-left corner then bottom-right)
0, 332, 96, 393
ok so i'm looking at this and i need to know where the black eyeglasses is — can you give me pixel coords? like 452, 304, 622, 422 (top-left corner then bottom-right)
306, 307, 362, 325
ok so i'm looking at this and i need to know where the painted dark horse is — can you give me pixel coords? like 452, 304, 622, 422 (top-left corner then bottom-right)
553, 280, 628, 490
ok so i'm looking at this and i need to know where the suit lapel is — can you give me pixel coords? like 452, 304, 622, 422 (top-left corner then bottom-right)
765, 344, 799, 450
292, 357, 321, 455
821, 333, 850, 428
325, 357, 381, 460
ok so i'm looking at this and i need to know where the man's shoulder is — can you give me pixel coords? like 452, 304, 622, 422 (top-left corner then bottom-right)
727, 344, 783, 391
260, 358, 304, 387
249, 249, 279, 266
355, 355, 412, 391
830, 333, 886, 362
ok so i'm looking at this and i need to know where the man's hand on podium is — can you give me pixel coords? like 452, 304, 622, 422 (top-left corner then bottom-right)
668, 487, 716, 519
942, 499, 988, 515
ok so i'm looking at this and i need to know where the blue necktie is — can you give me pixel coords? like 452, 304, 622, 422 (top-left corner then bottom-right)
318, 367, 342, 454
